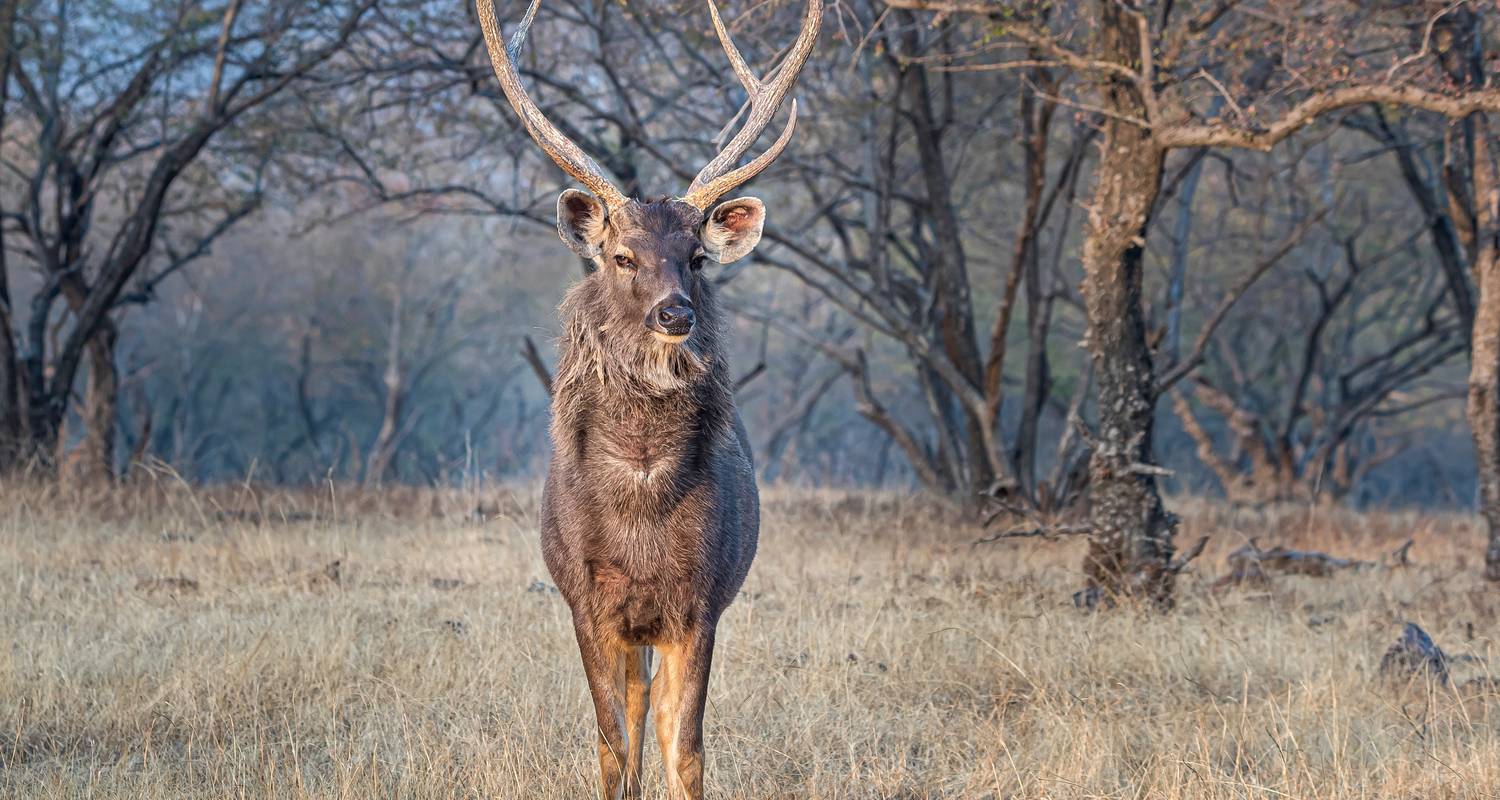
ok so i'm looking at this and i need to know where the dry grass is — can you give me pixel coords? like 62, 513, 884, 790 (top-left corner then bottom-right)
2, 480, 1499, 799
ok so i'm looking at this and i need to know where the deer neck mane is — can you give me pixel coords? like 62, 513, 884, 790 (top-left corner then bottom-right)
548, 278, 734, 466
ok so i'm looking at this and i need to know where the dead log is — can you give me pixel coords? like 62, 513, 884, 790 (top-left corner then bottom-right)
1214, 539, 1373, 587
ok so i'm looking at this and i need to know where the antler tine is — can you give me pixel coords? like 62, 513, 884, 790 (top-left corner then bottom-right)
693, 101, 797, 210
504, 0, 539, 61
705, 0, 762, 97
683, 0, 822, 210
476, 0, 628, 211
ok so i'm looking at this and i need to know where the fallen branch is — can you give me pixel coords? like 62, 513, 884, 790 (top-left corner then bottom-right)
973, 524, 1092, 546
976, 480, 1095, 541
1214, 538, 1373, 587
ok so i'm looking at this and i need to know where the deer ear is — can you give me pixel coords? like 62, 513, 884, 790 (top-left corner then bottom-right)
556, 189, 608, 259
701, 197, 765, 264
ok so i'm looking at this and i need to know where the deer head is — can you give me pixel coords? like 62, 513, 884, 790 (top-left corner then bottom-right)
475, 0, 821, 349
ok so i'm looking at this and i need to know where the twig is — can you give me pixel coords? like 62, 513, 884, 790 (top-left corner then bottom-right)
1388, 538, 1415, 568
1384, 1, 1468, 83
734, 361, 766, 392
1195, 68, 1247, 124
973, 524, 1092, 546
1168, 535, 1210, 574
521, 335, 552, 396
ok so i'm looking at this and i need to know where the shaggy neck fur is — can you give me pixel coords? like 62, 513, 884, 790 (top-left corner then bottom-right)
549, 273, 734, 476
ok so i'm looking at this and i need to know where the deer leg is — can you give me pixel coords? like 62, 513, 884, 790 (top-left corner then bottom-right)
573, 619, 631, 800
651, 628, 716, 800
622, 646, 652, 798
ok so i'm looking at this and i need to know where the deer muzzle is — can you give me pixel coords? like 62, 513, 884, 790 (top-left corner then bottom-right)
648, 295, 695, 344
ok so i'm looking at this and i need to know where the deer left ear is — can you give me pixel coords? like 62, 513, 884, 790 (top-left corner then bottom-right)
701, 197, 765, 264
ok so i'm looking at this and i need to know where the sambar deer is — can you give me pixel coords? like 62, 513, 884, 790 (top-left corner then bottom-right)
474, 0, 821, 796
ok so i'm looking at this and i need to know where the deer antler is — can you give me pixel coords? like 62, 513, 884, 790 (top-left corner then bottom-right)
475, 0, 820, 213
476, 0, 629, 211
682, 0, 822, 210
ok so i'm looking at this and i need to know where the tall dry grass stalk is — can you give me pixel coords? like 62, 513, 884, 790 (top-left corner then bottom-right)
1, 479, 1497, 798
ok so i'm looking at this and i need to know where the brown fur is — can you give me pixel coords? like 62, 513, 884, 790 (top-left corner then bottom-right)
542, 198, 759, 799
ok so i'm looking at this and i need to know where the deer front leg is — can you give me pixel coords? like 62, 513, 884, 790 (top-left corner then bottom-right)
572, 618, 634, 800
652, 628, 716, 800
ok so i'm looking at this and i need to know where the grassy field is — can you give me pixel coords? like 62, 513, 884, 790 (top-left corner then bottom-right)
1, 480, 1498, 799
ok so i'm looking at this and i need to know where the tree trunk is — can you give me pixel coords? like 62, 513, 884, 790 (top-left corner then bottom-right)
1466, 121, 1500, 582
990, 76, 1054, 499
365, 391, 403, 488
1471, 243, 1500, 581
0, 0, 20, 472
63, 326, 119, 486
1078, 3, 1177, 606
1426, 11, 1500, 582
1162, 153, 1206, 365
365, 290, 404, 487
899, 35, 998, 496
0, 318, 19, 471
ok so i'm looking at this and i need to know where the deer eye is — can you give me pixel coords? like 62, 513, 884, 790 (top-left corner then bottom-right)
614, 254, 637, 272
689, 254, 707, 271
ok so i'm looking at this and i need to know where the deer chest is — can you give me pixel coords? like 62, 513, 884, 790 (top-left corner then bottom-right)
582, 414, 701, 487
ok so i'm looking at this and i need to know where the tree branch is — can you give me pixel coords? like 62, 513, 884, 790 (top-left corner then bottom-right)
1158, 86, 1500, 151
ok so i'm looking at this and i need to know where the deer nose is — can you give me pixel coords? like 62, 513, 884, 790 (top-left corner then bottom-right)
649, 295, 695, 337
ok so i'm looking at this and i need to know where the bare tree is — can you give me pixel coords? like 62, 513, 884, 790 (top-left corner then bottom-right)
717, 2, 1102, 506
0, 0, 375, 481
361, 237, 492, 487
890, 0, 1500, 599
1172, 177, 1463, 505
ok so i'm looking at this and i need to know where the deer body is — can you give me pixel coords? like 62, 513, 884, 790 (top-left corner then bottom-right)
540, 201, 760, 799
474, 1, 820, 796
543, 276, 759, 650
544, 271, 759, 796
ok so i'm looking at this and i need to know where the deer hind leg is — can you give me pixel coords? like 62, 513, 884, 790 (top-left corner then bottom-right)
622, 646, 652, 798
573, 619, 634, 800
651, 629, 716, 800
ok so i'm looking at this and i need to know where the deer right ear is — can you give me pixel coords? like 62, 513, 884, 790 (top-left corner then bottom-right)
701, 197, 765, 264
556, 189, 608, 259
